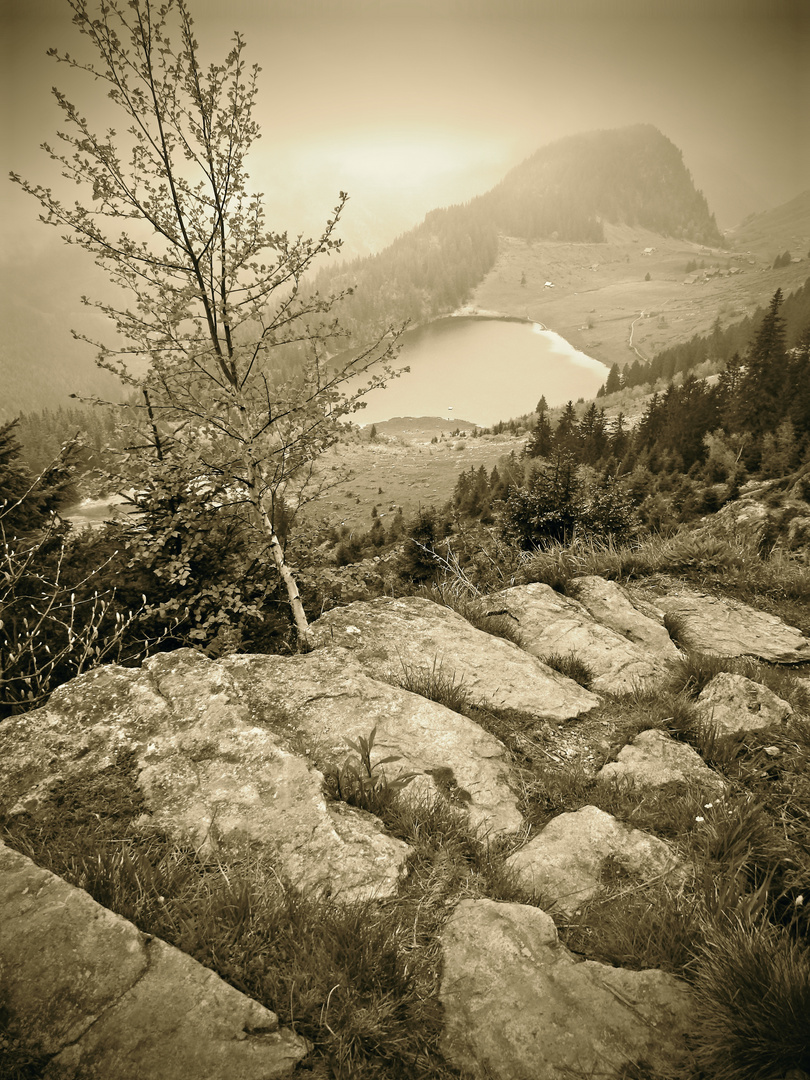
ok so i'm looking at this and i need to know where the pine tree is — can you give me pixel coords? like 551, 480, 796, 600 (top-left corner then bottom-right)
525, 412, 553, 459
605, 364, 622, 395
738, 289, 787, 437
554, 401, 581, 454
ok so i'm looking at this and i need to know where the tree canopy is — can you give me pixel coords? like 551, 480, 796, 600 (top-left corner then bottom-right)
12, 0, 402, 642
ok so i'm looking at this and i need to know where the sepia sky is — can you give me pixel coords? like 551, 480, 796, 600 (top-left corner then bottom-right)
1, 0, 808, 286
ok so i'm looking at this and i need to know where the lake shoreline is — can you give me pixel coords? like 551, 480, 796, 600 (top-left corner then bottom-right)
355, 315, 610, 428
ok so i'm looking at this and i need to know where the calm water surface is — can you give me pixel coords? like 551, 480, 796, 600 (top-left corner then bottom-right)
355, 316, 609, 428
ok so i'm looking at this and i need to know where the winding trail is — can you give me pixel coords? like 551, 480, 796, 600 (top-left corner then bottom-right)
628, 311, 648, 361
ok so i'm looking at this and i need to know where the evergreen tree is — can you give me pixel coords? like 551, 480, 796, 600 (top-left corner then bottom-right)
579, 404, 608, 464
0, 420, 75, 537
738, 289, 788, 437
786, 328, 810, 439
525, 412, 553, 458
554, 401, 581, 454
610, 412, 629, 461
605, 364, 622, 395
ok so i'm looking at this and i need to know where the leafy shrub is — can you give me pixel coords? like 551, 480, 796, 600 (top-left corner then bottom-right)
0, 524, 151, 717
323, 726, 417, 818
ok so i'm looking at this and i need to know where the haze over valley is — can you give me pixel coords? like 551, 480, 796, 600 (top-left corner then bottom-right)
2, 0, 808, 421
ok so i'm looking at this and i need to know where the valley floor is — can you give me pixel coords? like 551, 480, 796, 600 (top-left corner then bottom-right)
471, 224, 809, 371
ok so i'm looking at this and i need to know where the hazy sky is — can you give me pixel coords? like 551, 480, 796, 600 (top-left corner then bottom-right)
1, 0, 808, 314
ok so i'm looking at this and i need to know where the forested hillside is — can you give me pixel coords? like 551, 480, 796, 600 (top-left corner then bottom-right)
313, 125, 723, 342
451, 288, 810, 546
484, 124, 721, 247
599, 276, 810, 395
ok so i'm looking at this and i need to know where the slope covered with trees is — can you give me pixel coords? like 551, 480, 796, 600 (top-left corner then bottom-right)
449, 289, 810, 548
599, 277, 810, 395
484, 124, 721, 247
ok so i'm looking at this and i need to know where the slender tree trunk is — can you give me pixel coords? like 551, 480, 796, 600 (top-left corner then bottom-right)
244, 456, 311, 649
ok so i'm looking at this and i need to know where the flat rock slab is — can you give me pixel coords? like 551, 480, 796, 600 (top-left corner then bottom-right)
695, 672, 793, 736
223, 648, 523, 834
0, 841, 308, 1079
0, 650, 411, 902
440, 898, 694, 1079
653, 586, 810, 664
506, 805, 686, 916
309, 596, 600, 721
485, 582, 674, 694
598, 728, 729, 797
572, 576, 682, 661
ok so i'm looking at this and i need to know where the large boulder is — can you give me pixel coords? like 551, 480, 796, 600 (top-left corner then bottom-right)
0, 841, 308, 1079
222, 648, 523, 835
0, 650, 411, 902
694, 672, 793, 737
506, 805, 686, 916
652, 586, 810, 664
309, 596, 600, 721
440, 898, 694, 1079
598, 728, 729, 797
571, 575, 682, 661
484, 582, 675, 694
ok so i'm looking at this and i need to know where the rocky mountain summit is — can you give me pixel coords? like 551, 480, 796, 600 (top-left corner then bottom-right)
1, 573, 809, 1079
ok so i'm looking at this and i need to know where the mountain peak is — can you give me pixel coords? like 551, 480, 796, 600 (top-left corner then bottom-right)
485, 124, 721, 246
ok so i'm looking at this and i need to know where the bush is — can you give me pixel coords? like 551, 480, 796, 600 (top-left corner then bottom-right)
501, 456, 637, 551
398, 508, 449, 584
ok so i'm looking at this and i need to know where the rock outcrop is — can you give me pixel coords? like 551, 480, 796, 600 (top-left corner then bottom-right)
653, 585, 810, 663
571, 575, 682, 660
484, 581, 676, 693
440, 898, 694, 1079
2, 573, 808, 1079
222, 648, 523, 834
506, 804, 686, 916
598, 727, 729, 797
0, 650, 412, 902
694, 672, 793, 736
309, 595, 601, 719
0, 841, 309, 1079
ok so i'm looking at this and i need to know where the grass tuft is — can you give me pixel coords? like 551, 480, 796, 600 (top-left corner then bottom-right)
540, 651, 594, 688
668, 648, 810, 713
396, 656, 483, 716
418, 582, 525, 646
689, 916, 810, 1080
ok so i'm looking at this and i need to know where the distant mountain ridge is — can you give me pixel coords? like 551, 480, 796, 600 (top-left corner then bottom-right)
315, 125, 723, 339
730, 189, 810, 258
483, 125, 722, 246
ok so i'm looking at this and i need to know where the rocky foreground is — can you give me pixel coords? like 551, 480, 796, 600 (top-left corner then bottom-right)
1, 575, 808, 1079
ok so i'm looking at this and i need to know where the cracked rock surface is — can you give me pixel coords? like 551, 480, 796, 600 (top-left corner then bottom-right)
485, 582, 676, 694
650, 584, 810, 663
0, 841, 309, 1079
440, 898, 694, 1080
310, 595, 601, 720
0, 650, 411, 903
223, 647, 522, 834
